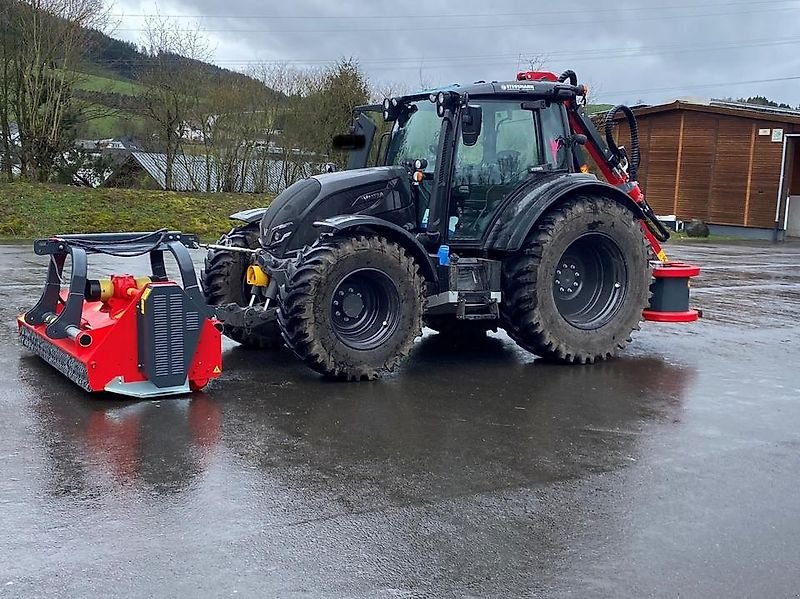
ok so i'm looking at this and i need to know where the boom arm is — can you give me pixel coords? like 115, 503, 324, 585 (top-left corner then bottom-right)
517, 69, 670, 260
566, 100, 671, 261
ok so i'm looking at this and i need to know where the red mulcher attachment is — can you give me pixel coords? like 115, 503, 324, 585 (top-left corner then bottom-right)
17, 231, 222, 398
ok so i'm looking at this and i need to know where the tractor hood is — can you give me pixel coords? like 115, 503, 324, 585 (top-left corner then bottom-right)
259, 166, 415, 255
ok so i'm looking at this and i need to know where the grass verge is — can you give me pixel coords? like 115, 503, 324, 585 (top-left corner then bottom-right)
0, 182, 271, 241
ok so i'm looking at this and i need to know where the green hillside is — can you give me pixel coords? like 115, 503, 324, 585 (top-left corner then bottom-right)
67, 27, 273, 140
73, 71, 147, 96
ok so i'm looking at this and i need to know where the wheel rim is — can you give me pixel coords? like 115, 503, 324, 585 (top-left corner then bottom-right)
330, 268, 401, 350
552, 233, 628, 330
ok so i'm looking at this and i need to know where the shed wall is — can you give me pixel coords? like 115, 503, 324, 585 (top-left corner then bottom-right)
611, 109, 795, 229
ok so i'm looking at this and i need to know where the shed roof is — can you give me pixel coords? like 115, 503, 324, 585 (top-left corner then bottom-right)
125, 151, 314, 193
619, 98, 800, 125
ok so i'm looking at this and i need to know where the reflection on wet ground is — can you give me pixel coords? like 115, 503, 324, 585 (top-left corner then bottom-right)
1, 241, 799, 597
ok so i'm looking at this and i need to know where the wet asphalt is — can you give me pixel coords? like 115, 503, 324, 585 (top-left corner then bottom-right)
0, 240, 799, 598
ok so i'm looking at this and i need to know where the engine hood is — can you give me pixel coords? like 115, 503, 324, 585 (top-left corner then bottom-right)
259, 166, 413, 253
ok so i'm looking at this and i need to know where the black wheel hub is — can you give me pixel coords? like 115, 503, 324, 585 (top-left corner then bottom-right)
554, 259, 584, 298
331, 269, 401, 350
553, 233, 627, 330
341, 292, 365, 318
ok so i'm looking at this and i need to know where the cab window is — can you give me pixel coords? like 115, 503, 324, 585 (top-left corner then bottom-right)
540, 104, 570, 169
449, 100, 542, 241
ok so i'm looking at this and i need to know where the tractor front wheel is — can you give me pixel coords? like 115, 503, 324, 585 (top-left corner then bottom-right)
278, 235, 425, 380
501, 195, 650, 363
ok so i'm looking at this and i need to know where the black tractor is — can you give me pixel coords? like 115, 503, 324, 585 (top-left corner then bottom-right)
202, 70, 670, 380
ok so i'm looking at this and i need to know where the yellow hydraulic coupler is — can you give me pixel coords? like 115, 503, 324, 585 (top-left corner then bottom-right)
246, 265, 270, 287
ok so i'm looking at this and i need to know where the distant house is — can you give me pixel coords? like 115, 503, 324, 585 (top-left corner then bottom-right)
104, 151, 317, 194
70, 137, 144, 187
179, 122, 206, 143
74, 137, 143, 153
610, 99, 800, 240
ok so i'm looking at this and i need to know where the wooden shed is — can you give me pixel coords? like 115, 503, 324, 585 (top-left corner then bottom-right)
610, 100, 800, 239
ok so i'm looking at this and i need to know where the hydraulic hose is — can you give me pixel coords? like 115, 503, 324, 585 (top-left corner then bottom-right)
603, 105, 671, 242
558, 70, 577, 86
603, 105, 639, 183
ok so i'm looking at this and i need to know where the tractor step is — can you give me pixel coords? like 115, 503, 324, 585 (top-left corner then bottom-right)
426, 257, 503, 319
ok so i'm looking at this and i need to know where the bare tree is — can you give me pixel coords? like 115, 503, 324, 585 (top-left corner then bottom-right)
4, 0, 107, 181
370, 80, 412, 104
525, 54, 547, 72
259, 64, 321, 188
0, 0, 16, 181
138, 16, 209, 190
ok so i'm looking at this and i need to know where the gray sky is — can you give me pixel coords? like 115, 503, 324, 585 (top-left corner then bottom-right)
111, 0, 800, 106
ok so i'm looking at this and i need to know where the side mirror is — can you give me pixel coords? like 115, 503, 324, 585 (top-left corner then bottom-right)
332, 134, 366, 151
461, 105, 482, 147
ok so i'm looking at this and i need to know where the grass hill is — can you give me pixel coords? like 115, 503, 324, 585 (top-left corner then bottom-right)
70, 25, 617, 140
0, 181, 271, 239
70, 27, 271, 140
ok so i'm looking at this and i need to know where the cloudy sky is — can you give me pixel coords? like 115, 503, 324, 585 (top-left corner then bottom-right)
110, 0, 800, 106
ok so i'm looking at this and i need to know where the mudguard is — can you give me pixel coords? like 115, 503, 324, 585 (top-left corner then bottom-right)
229, 207, 268, 223
313, 214, 437, 282
484, 174, 649, 252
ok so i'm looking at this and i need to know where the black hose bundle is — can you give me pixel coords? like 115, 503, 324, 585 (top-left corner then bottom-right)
557, 70, 577, 86
603, 105, 640, 183
602, 105, 670, 242
58, 230, 170, 257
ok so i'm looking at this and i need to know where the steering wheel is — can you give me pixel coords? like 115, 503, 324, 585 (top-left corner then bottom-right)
496, 150, 522, 182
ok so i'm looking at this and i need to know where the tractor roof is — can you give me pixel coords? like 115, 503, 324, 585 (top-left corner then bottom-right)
401, 79, 570, 103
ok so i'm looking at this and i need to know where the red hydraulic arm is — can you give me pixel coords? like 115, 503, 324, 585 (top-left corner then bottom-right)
518, 70, 669, 261
517, 70, 701, 322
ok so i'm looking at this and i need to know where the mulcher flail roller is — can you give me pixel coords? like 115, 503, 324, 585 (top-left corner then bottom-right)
17, 231, 222, 398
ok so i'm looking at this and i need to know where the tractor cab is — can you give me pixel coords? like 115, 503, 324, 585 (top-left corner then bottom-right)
345, 83, 576, 250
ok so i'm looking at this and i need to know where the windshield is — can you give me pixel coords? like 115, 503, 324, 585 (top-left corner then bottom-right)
385, 101, 441, 172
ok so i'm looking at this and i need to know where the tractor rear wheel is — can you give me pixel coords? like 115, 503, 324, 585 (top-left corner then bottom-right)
278, 235, 425, 380
201, 226, 283, 350
501, 195, 650, 363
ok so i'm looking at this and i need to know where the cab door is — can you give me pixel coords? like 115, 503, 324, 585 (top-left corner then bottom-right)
345, 107, 393, 170
447, 100, 541, 242
447, 100, 571, 243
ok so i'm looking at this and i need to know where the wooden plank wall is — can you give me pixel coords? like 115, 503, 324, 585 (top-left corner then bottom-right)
677, 113, 717, 222
612, 109, 794, 229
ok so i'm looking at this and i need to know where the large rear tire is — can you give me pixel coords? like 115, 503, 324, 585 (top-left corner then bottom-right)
201, 226, 283, 350
278, 235, 425, 380
501, 195, 650, 363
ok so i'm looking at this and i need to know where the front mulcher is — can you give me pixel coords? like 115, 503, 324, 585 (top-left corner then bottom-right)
18, 231, 222, 398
